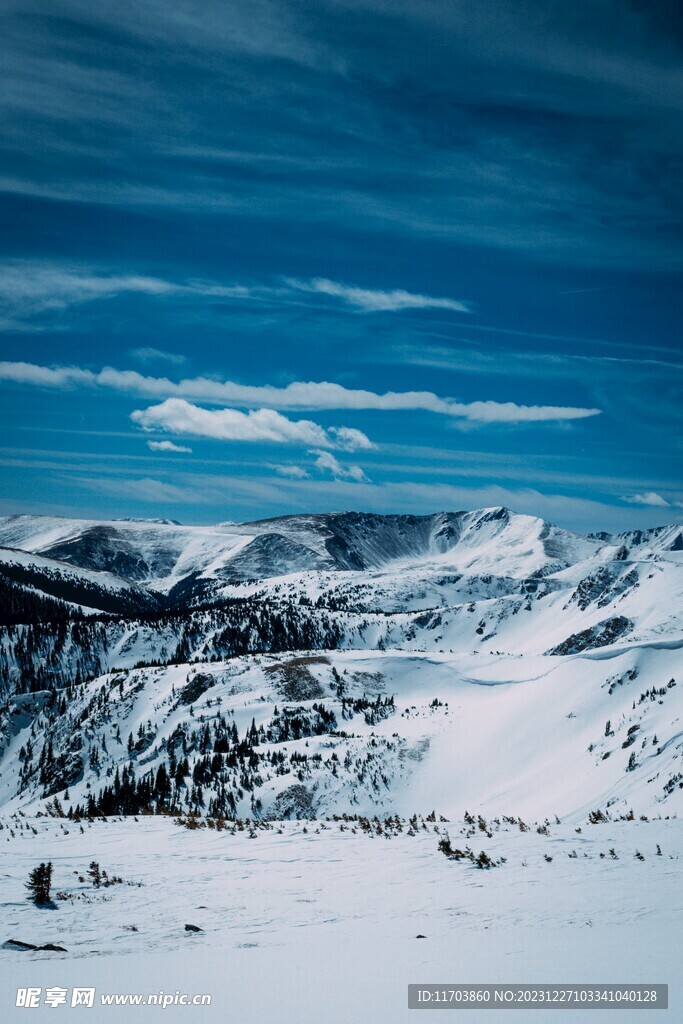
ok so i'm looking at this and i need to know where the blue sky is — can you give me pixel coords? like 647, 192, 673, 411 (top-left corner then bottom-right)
0, 0, 681, 532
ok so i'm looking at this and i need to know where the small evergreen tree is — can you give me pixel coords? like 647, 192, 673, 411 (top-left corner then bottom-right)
438, 836, 454, 857
26, 862, 53, 905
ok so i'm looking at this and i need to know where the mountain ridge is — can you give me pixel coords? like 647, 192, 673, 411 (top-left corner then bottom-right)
2, 507, 679, 605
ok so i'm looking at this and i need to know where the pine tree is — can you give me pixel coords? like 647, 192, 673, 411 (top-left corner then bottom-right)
26, 862, 53, 905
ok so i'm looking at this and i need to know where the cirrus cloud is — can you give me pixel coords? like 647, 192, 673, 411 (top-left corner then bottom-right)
0, 262, 472, 326
284, 277, 470, 314
0, 261, 254, 327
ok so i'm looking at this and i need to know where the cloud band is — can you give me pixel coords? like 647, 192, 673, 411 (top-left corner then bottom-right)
0, 360, 601, 424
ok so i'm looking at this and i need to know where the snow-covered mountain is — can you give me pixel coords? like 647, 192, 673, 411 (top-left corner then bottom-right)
0, 507, 617, 594
0, 507, 681, 822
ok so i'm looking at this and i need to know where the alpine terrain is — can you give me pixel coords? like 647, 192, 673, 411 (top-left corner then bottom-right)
0, 507, 681, 1022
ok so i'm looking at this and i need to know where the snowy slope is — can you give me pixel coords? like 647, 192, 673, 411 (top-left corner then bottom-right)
2, 641, 681, 821
0, 547, 159, 615
0, 516, 256, 593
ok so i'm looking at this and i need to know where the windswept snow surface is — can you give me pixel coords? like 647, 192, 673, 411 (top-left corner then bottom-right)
0, 816, 680, 1023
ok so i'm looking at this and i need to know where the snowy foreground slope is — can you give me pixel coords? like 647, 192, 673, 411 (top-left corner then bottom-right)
0, 816, 681, 1023
0, 507, 681, 1021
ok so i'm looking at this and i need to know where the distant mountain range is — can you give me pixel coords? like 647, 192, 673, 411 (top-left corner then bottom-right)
1, 507, 680, 612
0, 507, 681, 821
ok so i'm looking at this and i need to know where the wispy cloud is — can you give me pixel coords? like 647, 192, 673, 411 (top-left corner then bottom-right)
270, 464, 310, 479
312, 449, 368, 482
0, 361, 601, 424
3, 440, 674, 501
0, 261, 254, 328
131, 398, 374, 450
621, 491, 681, 509
74, 475, 205, 504
0, 263, 179, 310
284, 277, 470, 314
0, 362, 95, 389
57, 468, 683, 534
3, 2, 682, 267
131, 347, 188, 366
0, 262, 472, 329
384, 341, 683, 380
147, 439, 193, 454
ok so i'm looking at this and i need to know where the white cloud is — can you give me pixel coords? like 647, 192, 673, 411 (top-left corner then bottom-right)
328, 426, 376, 450
622, 491, 671, 508
131, 398, 373, 450
284, 277, 470, 313
147, 439, 193, 454
0, 265, 177, 308
0, 360, 602, 424
270, 464, 310, 479
312, 449, 368, 482
0, 262, 475, 330
0, 361, 95, 388
443, 399, 601, 424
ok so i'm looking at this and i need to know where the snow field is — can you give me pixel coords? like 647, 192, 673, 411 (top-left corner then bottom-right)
0, 814, 680, 1023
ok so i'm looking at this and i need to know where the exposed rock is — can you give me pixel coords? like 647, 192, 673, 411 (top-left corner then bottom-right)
177, 673, 215, 707
264, 658, 327, 701
271, 783, 316, 820
3, 939, 68, 951
547, 616, 634, 655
